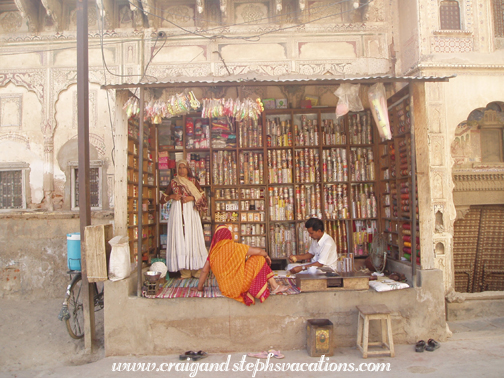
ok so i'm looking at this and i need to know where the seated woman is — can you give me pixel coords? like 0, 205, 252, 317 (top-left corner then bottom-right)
196, 226, 288, 306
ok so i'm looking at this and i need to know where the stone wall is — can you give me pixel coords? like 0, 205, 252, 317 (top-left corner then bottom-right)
0, 211, 113, 299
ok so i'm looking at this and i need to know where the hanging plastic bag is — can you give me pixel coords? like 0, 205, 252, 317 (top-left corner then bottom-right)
334, 84, 364, 118
108, 235, 132, 281
368, 82, 392, 140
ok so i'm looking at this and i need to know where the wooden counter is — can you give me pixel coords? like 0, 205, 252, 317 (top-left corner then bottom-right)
295, 271, 370, 292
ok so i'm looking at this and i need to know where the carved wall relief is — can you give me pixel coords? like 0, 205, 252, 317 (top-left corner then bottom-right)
0, 12, 23, 33
432, 173, 444, 199
234, 2, 269, 24
431, 135, 445, 167
163, 6, 195, 27
72, 90, 97, 129
0, 94, 22, 128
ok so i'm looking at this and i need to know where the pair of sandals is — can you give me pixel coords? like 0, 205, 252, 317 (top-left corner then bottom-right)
248, 349, 284, 359
271, 285, 289, 295
179, 350, 208, 361
415, 339, 440, 352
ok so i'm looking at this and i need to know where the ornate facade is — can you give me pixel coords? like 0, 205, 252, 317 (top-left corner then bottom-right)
1, 0, 503, 296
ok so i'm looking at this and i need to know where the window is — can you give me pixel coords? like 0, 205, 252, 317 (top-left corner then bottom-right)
70, 161, 103, 210
492, 0, 504, 37
0, 163, 28, 210
440, 1, 461, 30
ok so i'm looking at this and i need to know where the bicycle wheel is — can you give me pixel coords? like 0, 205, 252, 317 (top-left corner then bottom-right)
66, 273, 84, 339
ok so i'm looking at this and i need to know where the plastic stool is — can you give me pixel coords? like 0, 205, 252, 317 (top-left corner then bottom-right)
356, 304, 395, 358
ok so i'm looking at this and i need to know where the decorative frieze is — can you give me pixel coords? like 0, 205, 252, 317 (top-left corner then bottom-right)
0, 70, 45, 104
145, 64, 212, 80
453, 173, 504, 192
431, 36, 473, 53
215, 62, 290, 76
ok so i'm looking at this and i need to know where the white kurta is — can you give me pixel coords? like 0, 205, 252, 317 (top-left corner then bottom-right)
165, 200, 208, 272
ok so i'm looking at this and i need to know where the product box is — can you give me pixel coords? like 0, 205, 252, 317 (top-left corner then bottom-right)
160, 234, 167, 246
300, 100, 312, 109
262, 98, 276, 110
276, 99, 288, 109
305, 95, 319, 107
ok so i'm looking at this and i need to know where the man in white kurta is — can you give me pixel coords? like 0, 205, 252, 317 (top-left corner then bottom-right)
288, 218, 338, 273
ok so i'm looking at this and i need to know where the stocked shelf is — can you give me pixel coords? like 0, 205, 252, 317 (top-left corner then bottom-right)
127, 117, 159, 263
131, 102, 421, 265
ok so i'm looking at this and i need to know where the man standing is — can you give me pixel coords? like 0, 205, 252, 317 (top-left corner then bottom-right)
288, 218, 338, 273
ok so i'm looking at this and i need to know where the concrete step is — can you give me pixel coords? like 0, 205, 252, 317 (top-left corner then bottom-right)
446, 292, 504, 321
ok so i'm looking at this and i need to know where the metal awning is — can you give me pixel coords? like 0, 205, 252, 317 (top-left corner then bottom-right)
101, 74, 456, 90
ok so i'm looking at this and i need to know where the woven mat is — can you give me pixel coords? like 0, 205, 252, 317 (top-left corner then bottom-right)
142, 277, 300, 299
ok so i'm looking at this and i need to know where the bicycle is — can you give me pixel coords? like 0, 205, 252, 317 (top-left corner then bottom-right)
58, 270, 104, 339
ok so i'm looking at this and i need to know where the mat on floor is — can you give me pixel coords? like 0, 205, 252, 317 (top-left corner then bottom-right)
142, 276, 300, 299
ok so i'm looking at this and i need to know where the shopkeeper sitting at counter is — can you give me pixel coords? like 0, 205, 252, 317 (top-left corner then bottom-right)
288, 218, 338, 274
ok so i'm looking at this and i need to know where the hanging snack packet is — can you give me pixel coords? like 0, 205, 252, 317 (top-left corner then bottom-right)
368, 82, 392, 140
334, 83, 364, 118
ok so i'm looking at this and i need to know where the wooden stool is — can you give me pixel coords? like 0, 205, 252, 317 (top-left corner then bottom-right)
356, 304, 395, 358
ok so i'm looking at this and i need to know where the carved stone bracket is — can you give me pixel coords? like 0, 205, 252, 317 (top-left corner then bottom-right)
455, 206, 470, 220
40, 0, 62, 32
140, 0, 156, 29
13, 0, 39, 33
279, 85, 305, 109
96, 0, 115, 30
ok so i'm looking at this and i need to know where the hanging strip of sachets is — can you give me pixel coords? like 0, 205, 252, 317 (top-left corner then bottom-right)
201, 97, 264, 122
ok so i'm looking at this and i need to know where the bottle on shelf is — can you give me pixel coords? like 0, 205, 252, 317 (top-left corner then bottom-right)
322, 117, 346, 145
239, 119, 263, 148
322, 148, 347, 182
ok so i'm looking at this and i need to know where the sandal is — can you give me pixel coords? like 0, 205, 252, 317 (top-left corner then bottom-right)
268, 349, 285, 359
425, 339, 440, 351
271, 285, 288, 295
247, 351, 269, 359
179, 351, 197, 360
415, 340, 426, 352
192, 351, 208, 361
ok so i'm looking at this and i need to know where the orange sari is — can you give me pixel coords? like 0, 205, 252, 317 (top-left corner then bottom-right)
208, 226, 273, 305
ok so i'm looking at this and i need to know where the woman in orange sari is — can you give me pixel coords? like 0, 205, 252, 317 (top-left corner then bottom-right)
197, 226, 288, 306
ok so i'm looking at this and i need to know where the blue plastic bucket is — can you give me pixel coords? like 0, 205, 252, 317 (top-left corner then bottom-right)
67, 233, 81, 271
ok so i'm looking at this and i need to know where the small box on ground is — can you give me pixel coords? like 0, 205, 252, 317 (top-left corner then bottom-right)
307, 319, 334, 357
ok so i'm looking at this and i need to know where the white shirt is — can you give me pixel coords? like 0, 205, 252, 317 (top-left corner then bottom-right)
309, 233, 338, 271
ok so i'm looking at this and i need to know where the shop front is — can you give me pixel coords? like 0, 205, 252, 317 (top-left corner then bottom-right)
103, 76, 452, 356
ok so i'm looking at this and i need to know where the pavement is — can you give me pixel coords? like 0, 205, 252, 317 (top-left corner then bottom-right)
2, 316, 504, 378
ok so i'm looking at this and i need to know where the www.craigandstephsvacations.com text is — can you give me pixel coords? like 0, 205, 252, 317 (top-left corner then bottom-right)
111, 354, 391, 376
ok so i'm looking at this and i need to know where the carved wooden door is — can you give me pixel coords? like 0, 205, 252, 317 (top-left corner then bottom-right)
453, 206, 504, 293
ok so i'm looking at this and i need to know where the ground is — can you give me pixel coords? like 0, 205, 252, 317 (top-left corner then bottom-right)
0, 298, 104, 372
1, 298, 504, 377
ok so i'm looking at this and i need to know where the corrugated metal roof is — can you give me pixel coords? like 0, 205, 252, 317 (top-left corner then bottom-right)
101, 74, 456, 89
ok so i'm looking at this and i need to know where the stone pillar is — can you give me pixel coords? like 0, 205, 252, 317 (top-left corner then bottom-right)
415, 81, 456, 293
113, 90, 130, 237
42, 121, 55, 211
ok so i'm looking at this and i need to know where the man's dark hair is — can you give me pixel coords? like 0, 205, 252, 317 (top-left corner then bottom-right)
305, 218, 324, 232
